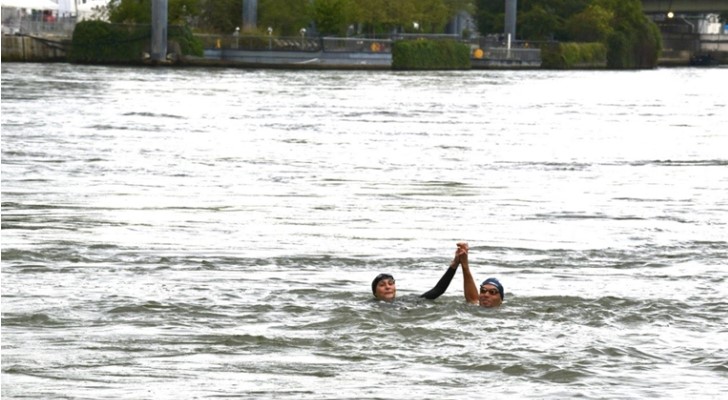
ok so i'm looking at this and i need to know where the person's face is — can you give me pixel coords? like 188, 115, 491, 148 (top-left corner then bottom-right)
375, 278, 396, 301
478, 284, 502, 308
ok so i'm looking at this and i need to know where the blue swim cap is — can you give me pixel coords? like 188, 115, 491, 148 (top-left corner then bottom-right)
481, 277, 504, 300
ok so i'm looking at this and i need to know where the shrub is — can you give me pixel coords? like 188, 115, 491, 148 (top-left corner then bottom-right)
392, 39, 470, 70
70, 20, 149, 64
70, 20, 203, 64
541, 42, 607, 69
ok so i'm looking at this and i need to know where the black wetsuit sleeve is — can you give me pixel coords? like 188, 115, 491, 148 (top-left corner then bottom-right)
420, 266, 457, 300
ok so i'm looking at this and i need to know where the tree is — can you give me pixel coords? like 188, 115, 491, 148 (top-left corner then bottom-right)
518, 4, 563, 40
473, 0, 503, 35
350, 0, 402, 36
412, 0, 450, 33
597, 0, 661, 68
107, 0, 199, 25
258, 0, 311, 36
196, 0, 241, 34
565, 4, 614, 42
107, 0, 149, 24
310, 0, 353, 36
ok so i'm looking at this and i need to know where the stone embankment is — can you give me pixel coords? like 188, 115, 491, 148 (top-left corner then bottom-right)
2, 33, 541, 69
5, 32, 726, 67
2, 35, 68, 62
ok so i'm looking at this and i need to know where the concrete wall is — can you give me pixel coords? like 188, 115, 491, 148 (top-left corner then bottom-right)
202, 48, 392, 69
1, 35, 67, 62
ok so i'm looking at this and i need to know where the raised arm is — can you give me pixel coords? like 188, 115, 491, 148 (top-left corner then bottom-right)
459, 242, 479, 304
420, 249, 460, 300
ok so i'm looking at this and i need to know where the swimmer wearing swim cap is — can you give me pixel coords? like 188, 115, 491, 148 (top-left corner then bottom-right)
458, 242, 504, 308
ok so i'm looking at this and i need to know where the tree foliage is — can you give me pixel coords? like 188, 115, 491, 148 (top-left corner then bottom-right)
518, 4, 563, 40
258, 0, 311, 36
310, 0, 354, 36
597, 0, 661, 68
565, 4, 614, 42
196, 0, 241, 34
185, 0, 474, 37
474, 0, 661, 69
107, 0, 198, 25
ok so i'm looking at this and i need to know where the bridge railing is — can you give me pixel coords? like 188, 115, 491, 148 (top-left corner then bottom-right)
198, 33, 542, 63
321, 37, 392, 53
3, 19, 77, 37
197, 34, 322, 52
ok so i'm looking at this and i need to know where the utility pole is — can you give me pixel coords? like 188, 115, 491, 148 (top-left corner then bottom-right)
151, 0, 168, 63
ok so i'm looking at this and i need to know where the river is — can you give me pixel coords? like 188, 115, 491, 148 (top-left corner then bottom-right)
2, 63, 727, 399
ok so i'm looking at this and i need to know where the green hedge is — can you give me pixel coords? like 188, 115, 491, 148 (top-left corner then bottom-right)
541, 42, 607, 69
392, 39, 471, 70
69, 21, 202, 64
69, 20, 147, 64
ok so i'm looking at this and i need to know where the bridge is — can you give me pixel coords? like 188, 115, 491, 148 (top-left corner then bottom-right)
642, 0, 728, 65
642, 0, 728, 13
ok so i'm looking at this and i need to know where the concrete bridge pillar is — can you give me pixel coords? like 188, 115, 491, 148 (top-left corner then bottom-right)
151, 0, 168, 62
505, 0, 517, 40
243, 0, 258, 32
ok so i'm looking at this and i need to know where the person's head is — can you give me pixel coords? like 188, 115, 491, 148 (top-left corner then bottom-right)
479, 277, 504, 308
372, 273, 396, 301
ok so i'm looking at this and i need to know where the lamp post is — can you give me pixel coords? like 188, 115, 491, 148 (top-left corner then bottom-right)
267, 26, 272, 50
300, 27, 306, 50
234, 26, 240, 49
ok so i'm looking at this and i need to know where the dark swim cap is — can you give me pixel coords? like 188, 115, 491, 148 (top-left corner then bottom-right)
372, 273, 394, 295
481, 277, 504, 300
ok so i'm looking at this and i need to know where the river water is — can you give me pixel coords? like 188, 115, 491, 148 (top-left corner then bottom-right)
2, 63, 727, 399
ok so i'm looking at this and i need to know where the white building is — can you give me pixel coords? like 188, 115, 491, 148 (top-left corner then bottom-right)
57, 0, 107, 20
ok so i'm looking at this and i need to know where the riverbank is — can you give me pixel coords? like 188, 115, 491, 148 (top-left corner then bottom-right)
0, 33, 540, 70
3, 32, 726, 68
1, 35, 68, 62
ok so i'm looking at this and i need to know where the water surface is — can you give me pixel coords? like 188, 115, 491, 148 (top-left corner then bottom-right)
2, 63, 727, 399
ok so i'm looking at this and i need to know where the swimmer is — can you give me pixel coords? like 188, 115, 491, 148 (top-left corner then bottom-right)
372, 245, 464, 302
458, 242, 504, 308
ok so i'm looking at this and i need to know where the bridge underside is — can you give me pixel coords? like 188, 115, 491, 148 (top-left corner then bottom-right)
642, 0, 728, 13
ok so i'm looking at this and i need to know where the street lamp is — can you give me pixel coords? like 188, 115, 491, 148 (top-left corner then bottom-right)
234, 26, 240, 49
267, 26, 273, 50
300, 27, 306, 50
413, 22, 419, 32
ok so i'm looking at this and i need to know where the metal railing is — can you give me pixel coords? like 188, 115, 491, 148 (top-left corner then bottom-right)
477, 47, 541, 62
12, 20, 77, 37
321, 37, 392, 53
197, 34, 322, 52
198, 34, 397, 54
